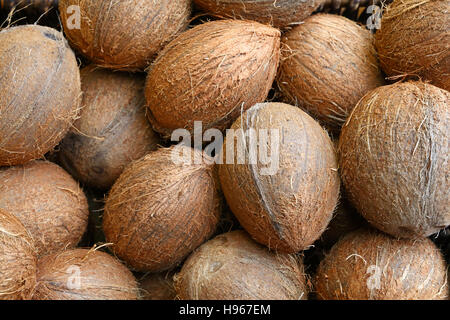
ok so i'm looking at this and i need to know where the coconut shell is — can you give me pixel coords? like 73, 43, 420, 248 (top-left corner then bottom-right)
175, 230, 308, 300
0, 160, 89, 256
0, 209, 37, 300
140, 272, 176, 300
145, 19, 280, 137
339, 82, 449, 239
59, 0, 191, 71
58, 66, 160, 190
103, 146, 221, 272
315, 228, 449, 300
33, 248, 139, 300
375, 0, 450, 91
218, 102, 340, 253
0, 25, 81, 166
277, 14, 385, 131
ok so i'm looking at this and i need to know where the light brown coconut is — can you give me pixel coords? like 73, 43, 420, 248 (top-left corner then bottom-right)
218, 102, 340, 253
193, 0, 325, 28
315, 228, 449, 300
33, 248, 139, 300
339, 82, 449, 239
0, 209, 37, 300
277, 14, 385, 131
0, 25, 81, 166
145, 19, 280, 137
140, 272, 176, 300
58, 66, 160, 190
103, 145, 221, 272
375, 0, 450, 91
0, 160, 89, 256
175, 230, 308, 300
59, 0, 191, 71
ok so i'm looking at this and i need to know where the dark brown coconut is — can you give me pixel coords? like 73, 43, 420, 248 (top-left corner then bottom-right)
193, 0, 324, 28
375, 0, 449, 91
0, 160, 89, 256
175, 230, 308, 300
0, 209, 37, 300
315, 229, 449, 300
1, 0, 58, 13
145, 19, 280, 137
0, 25, 80, 166
33, 248, 139, 300
58, 66, 160, 190
103, 146, 221, 272
59, 0, 191, 71
339, 82, 449, 239
277, 14, 385, 131
218, 102, 340, 253
140, 272, 176, 300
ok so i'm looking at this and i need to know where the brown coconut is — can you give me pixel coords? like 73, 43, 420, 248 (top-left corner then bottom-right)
58, 66, 160, 190
59, 0, 191, 71
375, 0, 450, 91
33, 248, 139, 300
0, 209, 37, 300
218, 102, 340, 253
103, 145, 221, 272
339, 82, 449, 239
0, 25, 80, 166
315, 228, 449, 300
0, 160, 89, 256
277, 14, 385, 131
145, 19, 280, 137
175, 230, 308, 300
140, 272, 176, 300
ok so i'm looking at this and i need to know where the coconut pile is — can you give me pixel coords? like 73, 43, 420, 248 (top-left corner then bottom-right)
0, 0, 448, 301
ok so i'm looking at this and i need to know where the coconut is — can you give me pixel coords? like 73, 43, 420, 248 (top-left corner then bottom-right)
145, 19, 280, 137
174, 230, 308, 300
0, 25, 81, 166
339, 82, 449, 239
140, 272, 176, 300
0, 0, 58, 14
375, 0, 449, 91
0, 209, 37, 300
218, 102, 340, 253
58, 66, 160, 190
315, 228, 449, 300
59, 0, 191, 71
0, 160, 89, 256
33, 248, 139, 300
103, 145, 221, 272
277, 14, 385, 131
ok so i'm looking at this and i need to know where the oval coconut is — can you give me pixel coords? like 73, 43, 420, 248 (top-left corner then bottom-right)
145, 19, 280, 137
218, 102, 340, 253
315, 228, 449, 300
33, 248, 139, 300
59, 0, 191, 71
0, 209, 37, 300
339, 82, 449, 238
0, 160, 89, 256
103, 146, 221, 272
140, 272, 176, 300
58, 66, 160, 190
0, 25, 80, 166
375, 0, 450, 91
277, 14, 385, 131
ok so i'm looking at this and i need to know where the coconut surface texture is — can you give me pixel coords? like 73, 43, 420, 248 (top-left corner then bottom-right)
145, 19, 280, 137
0, 25, 80, 166
315, 228, 449, 300
58, 66, 160, 190
140, 272, 176, 300
175, 230, 308, 300
0, 209, 37, 300
33, 248, 139, 300
375, 0, 450, 91
218, 102, 340, 253
59, 0, 191, 71
339, 82, 449, 239
0, 161, 89, 256
103, 146, 221, 272
278, 14, 385, 131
